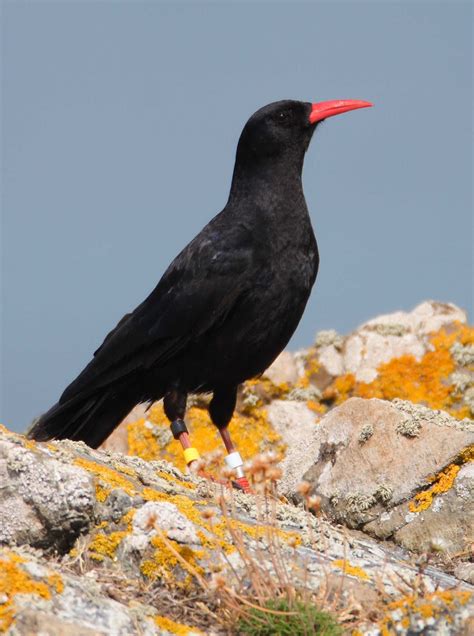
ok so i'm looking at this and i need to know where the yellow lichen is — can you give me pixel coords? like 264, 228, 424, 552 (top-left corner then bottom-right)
380, 589, 472, 633
74, 457, 137, 500
156, 470, 196, 490
331, 559, 370, 581
409, 444, 474, 513
88, 531, 127, 561
127, 417, 162, 462
0, 551, 63, 631
47, 573, 64, 595
130, 404, 284, 472
154, 614, 202, 635
140, 534, 204, 588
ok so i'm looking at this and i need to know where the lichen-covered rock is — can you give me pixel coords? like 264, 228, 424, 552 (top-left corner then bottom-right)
1, 425, 472, 635
0, 547, 186, 635
343, 301, 467, 383
262, 350, 300, 386
281, 397, 474, 554
0, 430, 95, 552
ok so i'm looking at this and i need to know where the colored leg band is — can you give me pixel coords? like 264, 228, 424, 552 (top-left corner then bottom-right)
183, 447, 200, 464
170, 419, 188, 439
225, 451, 244, 479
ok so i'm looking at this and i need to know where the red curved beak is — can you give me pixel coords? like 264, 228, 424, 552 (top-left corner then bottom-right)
309, 99, 373, 124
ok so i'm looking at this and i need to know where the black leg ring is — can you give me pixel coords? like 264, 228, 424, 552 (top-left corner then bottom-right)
170, 418, 188, 439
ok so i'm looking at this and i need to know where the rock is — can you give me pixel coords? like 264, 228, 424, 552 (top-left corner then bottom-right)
282, 397, 473, 555
262, 351, 300, 386
0, 433, 95, 552
455, 563, 474, 585
0, 547, 166, 635
101, 404, 150, 454
266, 399, 319, 450
1, 425, 472, 635
342, 301, 466, 383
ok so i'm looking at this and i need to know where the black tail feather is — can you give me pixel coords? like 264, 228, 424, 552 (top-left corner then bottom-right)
27, 386, 141, 449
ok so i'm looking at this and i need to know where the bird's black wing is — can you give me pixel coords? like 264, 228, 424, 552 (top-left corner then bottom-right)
60, 218, 253, 403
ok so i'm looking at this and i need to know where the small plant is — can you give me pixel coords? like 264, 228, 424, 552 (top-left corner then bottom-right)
237, 598, 343, 636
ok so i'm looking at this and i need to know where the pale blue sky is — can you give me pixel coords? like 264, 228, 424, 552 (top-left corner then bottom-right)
1, 1, 472, 431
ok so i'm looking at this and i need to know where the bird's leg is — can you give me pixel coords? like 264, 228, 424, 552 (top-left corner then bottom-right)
164, 388, 200, 469
210, 387, 251, 493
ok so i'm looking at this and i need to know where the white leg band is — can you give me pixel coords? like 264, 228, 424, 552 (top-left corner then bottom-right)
225, 451, 244, 478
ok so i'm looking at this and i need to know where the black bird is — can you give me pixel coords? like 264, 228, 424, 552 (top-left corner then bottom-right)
28, 98, 372, 489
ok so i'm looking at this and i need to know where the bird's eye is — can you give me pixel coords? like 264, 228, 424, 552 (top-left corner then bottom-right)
276, 109, 293, 125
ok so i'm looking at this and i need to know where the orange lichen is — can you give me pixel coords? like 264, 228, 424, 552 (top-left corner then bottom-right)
88, 531, 127, 561
324, 324, 474, 419
0, 551, 63, 631
129, 404, 284, 472
331, 559, 370, 581
324, 374, 357, 404
306, 400, 327, 415
409, 444, 474, 513
154, 614, 202, 635
74, 457, 137, 500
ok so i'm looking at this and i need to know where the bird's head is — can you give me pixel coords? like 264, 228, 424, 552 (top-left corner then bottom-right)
235, 99, 372, 170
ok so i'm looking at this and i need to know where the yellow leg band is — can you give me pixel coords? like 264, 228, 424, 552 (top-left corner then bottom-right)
183, 447, 200, 464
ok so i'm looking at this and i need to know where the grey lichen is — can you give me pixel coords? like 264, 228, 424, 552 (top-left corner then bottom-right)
393, 399, 474, 432
396, 417, 422, 438
242, 391, 260, 409
346, 492, 376, 513
374, 484, 393, 504
146, 420, 173, 447
451, 342, 474, 367
368, 323, 410, 337
464, 387, 474, 415
314, 329, 344, 350
358, 424, 374, 444
450, 372, 473, 394
287, 386, 322, 402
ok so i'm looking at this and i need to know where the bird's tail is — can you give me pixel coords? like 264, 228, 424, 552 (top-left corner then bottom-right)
26, 385, 139, 449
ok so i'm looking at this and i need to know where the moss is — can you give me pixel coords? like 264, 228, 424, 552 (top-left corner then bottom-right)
409, 444, 474, 513
0, 551, 63, 631
331, 559, 370, 581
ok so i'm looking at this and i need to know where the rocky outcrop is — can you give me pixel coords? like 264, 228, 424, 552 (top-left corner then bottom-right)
1, 425, 473, 635
279, 398, 474, 556
3, 301, 473, 634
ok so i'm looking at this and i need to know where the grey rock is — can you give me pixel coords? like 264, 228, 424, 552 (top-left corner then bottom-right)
281, 397, 474, 554
0, 440, 95, 552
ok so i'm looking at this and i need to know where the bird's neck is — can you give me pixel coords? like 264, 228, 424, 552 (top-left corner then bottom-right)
228, 154, 305, 209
